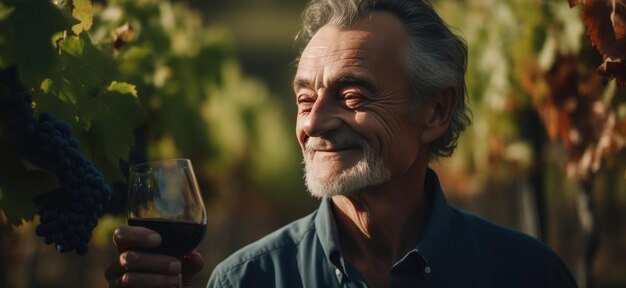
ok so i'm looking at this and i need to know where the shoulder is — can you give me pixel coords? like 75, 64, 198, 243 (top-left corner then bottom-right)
453, 208, 544, 247
207, 210, 318, 287
449, 208, 578, 287
452, 207, 556, 259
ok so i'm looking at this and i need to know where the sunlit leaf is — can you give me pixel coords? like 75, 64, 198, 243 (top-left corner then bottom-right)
108, 81, 137, 97
71, 0, 93, 35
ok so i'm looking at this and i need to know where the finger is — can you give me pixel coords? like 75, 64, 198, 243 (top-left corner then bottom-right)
113, 226, 161, 252
181, 252, 204, 285
119, 251, 181, 275
115, 272, 181, 288
105, 259, 125, 283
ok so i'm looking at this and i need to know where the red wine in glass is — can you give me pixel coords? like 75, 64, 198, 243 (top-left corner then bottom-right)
128, 218, 207, 259
127, 159, 207, 261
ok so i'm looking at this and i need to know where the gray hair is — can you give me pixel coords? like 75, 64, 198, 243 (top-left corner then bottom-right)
299, 0, 471, 160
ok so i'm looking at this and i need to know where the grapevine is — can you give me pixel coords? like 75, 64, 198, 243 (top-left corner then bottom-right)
1, 67, 111, 255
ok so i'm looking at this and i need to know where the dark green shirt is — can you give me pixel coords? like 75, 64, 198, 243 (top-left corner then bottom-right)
207, 169, 578, 287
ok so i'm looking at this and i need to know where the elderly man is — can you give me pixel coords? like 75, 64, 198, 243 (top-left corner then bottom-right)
106, 0, 578, 287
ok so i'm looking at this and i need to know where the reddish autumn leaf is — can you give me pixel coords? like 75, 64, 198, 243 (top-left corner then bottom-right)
526, 54, 625, 180
582, 0, 626, 58
615, 0, 626, 43
597, 58, 626, 85
577, 0, 626, 85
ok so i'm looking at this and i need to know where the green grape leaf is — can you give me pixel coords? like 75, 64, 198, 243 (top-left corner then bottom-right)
71, 0, 93, 35
12, 0, 73, 88
35, 35, 145, 183
58, 34, 117, 95
38, 78, 86, 130
0, 124, 59, 228
108, 81, 138, 97
36, 34, 117, 130
80, 83, 145, 182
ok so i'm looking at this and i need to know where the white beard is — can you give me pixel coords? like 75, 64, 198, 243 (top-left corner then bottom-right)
302, 128, 391, 198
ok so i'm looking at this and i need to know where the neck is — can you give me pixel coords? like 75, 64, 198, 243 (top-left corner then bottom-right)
330, 160, 431, 286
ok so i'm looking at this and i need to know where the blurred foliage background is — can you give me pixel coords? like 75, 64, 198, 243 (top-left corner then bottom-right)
1, 0, 625, 287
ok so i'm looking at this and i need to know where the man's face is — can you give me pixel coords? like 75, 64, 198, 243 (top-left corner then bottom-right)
294, 12, 427, 197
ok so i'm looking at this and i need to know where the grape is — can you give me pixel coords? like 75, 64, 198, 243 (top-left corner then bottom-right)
35, 224, 48, 236
0, 84, 113, 256
69, 139, 80, 149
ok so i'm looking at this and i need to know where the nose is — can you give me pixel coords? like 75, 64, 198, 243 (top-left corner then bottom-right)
302, 90, 342, 137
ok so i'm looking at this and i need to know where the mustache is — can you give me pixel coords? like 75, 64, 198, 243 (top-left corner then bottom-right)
304, 128, 368, 151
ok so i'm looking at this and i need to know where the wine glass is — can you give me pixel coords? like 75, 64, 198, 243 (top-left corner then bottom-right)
127, 159, 207, 262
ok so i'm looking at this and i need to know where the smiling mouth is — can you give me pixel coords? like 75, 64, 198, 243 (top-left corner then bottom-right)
314, 147, 361, 153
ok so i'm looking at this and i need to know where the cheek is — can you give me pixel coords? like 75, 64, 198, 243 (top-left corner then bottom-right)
354, 110, 405, 147
389, 123, 422, 170
356, 111, 420, 169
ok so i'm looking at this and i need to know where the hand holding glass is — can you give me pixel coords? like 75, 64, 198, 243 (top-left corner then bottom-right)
127, 159, 207, 260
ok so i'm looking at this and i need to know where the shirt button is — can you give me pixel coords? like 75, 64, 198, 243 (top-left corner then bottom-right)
335, 268, 342, 277
424, 266, 431, 274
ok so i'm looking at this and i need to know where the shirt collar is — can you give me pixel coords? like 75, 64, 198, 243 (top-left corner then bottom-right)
314, 168, 454, 279
314, 196, 343, 268
415, 168, 454, 280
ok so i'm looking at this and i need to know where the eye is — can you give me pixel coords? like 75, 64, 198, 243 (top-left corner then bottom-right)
297, 94, 315, 112
344, 93, 366, 109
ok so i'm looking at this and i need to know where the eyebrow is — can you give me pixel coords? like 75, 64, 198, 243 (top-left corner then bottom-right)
335, 74, 377, 93
293, 78, 311, 91
292, 73, 377, 93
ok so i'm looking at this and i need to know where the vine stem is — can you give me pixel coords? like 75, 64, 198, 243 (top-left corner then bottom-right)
576, 176, 600, 288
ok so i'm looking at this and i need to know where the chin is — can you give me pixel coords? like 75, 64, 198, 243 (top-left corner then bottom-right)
304, 157, 391, 198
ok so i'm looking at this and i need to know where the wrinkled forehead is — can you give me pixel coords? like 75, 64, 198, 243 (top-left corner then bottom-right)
297, 28, 375, 67
297, 11, 408, 70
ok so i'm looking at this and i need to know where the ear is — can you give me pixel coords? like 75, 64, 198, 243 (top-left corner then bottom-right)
420, 87, 458, 144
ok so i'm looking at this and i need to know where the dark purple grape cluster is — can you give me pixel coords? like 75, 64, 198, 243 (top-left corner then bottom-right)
1, 87, 111, 255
